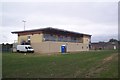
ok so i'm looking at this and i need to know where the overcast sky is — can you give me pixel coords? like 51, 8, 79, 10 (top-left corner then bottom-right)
0, 0, 118, 43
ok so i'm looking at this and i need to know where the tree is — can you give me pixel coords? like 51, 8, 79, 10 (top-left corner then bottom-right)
109, 38, 118, 42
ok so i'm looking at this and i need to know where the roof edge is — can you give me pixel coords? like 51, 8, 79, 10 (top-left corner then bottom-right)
11, 27, 92, 36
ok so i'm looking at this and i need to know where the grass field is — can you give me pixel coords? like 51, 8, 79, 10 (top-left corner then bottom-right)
2, 50, 118, 78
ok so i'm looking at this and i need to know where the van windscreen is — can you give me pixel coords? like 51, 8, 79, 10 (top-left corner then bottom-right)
28, 47, 33, 49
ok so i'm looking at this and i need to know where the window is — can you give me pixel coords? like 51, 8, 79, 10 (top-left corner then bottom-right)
27, 35, 31, 45
25, 47, 28, 49
74, 37, 76, 40
44, 34, 57, 41
28, 36, 30, 39
43, 34, 82, 43
28, 47, 33, 49
27, 35, 31, 40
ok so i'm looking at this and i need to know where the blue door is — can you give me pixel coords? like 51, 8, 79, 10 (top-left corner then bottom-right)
61, 45, 66, 53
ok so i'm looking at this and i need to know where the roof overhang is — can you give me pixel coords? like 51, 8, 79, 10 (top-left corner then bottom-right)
11, 27, 92, 37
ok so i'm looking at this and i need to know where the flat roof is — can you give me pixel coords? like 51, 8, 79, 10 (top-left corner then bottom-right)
11, 27, 91, 36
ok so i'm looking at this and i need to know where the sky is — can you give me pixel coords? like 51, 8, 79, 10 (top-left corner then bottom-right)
0, 0, 119, 44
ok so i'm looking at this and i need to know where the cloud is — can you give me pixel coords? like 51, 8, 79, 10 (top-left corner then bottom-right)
0, 26, 18, 43
1, 0, 119, 2
20, 13, 118, 35
2, 2, 117, 26
1, 2, 118, 43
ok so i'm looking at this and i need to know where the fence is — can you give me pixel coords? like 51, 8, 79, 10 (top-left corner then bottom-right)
1, 43, 13, 52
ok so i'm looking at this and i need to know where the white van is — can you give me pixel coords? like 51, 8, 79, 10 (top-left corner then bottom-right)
17, 45, 34, 53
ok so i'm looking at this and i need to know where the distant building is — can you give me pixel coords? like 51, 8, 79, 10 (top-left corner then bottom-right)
91, 41, 118, 50
12, 27, 91, 53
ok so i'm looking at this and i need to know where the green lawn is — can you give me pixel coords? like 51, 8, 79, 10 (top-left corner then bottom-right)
2, 50, 118, 78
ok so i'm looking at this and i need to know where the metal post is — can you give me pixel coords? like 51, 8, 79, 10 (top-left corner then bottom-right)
22, 20, 26, 31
